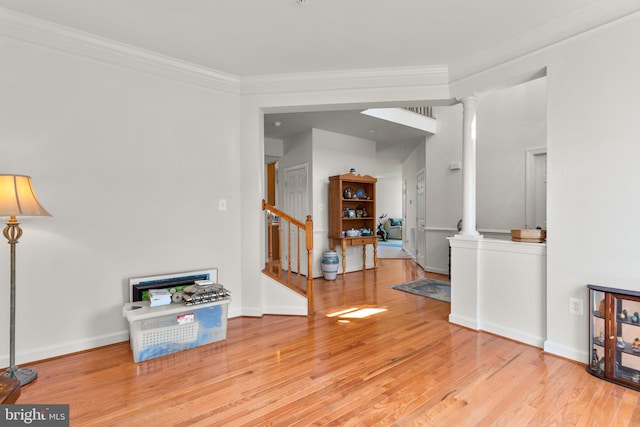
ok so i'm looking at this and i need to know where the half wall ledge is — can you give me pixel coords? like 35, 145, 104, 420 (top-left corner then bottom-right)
448, 237, 547, 348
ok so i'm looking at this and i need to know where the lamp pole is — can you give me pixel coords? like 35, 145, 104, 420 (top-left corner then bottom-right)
3, 216, 37, 385
0, 174, 50, 386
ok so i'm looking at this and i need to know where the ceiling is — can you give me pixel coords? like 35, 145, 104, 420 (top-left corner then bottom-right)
0, 0, 629, 177
264, 108, 439, 177
0, 0, 612, 77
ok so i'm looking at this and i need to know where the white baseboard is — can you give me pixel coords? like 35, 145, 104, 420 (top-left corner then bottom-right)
238, 307, 264, 317
423, 265, 449, 276
544, 340, 587, 363
228, 307, 244, 318
449, 313, 478, 330
481, 321, 544, 348
263, 306, 307, 316
1, 331, 129, 366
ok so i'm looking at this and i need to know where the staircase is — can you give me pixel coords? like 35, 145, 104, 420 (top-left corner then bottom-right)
262, 200, 314, 315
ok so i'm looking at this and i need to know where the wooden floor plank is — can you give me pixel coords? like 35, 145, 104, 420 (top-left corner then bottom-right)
11, 259, 640, 425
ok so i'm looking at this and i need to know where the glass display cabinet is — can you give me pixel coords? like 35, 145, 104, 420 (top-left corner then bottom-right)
587, 284, 640, 390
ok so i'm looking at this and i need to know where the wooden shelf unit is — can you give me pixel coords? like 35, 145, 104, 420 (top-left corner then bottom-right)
328, 173, 378, 276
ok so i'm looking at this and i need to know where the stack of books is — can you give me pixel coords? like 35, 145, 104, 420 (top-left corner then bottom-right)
148, 289, 171, 307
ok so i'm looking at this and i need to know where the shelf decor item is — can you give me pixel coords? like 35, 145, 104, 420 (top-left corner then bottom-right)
591, 349, 600, 371
321, 251, 339, 281
0, 175, 51, 386
587, 284, 640, 391
343, 187, 353, 199
510, 228, 546, 243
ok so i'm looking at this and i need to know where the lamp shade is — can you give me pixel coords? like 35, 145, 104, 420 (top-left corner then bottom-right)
0, 175, 51, 217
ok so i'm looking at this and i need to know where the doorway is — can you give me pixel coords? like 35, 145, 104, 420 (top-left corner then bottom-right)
283, 164, 309, 274
415, 168, 426, 269
525, 147, 547, 229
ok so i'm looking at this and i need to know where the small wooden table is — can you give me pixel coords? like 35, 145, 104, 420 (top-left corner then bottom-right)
329, 235, 378, 277
0, 375, 21, 404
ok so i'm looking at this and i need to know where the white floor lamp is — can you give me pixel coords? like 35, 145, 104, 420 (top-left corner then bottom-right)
0, 174, 51, 386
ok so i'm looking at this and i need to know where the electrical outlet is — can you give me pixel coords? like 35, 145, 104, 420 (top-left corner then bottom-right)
569, 297, 584, 315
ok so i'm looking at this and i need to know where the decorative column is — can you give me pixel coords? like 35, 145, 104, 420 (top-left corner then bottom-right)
460, 96, 480, 237
448, 95, 482, 331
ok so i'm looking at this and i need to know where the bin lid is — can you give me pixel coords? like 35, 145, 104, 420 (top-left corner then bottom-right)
122, 299, 230, 321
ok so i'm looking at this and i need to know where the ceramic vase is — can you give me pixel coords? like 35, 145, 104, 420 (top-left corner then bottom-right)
321, 251, 339, 281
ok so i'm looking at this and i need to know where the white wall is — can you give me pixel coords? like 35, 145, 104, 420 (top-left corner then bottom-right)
477, 77, 547, 231
402, 142, 426, 256
277, 130, 313, 212
426, 105, 464, 228
420, 78, 547, 274
273, 128, 377, 276
449, 12, 640, 362
270, 127, 377, 277
376, 177, 402, 221
543, 15, 640, 361
312, 129, 377, 274
4, 6, 638, 367
422, 104, 464, 273
264, 136, 284, 164
0, 34, 243, 365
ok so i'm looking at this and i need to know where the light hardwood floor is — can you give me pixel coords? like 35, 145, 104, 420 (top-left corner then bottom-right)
15, 259, 640, 426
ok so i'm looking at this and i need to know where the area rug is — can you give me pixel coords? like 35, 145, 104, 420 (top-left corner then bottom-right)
390, 278, 451, 303
378, 239, 402, 247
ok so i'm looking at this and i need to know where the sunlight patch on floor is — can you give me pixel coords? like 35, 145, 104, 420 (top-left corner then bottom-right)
327, 307, 387, 319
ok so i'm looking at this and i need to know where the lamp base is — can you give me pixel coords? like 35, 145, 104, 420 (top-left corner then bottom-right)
3, 366, 37, 386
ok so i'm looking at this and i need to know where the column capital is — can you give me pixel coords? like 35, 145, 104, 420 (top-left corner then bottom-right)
460, 95, 479, 107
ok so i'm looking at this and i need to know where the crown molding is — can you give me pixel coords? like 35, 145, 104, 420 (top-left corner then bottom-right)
450, 0, 640, 83
3, 1, 637, 97
0, 7, 240, 94
239, 65, 449, 95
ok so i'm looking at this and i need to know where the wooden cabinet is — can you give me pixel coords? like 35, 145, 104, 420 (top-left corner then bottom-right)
328, 173, 378, 276
588, 284, 640, 390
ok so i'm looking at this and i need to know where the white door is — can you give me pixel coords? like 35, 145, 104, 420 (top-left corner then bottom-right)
416, 169, 426, 268
402, 179, 407, 248
283, 165, 309, 273
533, 153, 547, 229
525, 148, 547, 229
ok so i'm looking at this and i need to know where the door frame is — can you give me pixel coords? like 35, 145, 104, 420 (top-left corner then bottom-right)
415, 168, 426, 269
283, 163, 309, 222
282, 163, 309, 273
525, 146, 547, 229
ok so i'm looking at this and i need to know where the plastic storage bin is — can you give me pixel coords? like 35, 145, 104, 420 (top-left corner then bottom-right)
122, 299, 229, 362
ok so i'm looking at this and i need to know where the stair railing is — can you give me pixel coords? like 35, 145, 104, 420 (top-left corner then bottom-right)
404, 106, 435, 118
262, 199, 314, 315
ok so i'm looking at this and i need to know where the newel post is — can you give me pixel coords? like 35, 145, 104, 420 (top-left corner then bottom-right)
305, 215, 314, 315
